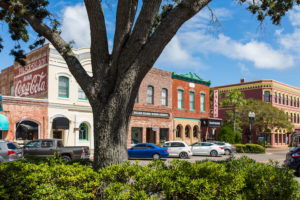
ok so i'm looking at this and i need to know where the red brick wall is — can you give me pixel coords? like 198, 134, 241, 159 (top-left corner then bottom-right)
0, 65, 14, 95
1, 96, 48, 140
172, 79, 210, 119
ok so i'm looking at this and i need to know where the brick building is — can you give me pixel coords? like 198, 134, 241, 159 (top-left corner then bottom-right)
128, 68, 173, 147
0, 65, 14, 96
172, 72, 214, 145
214, 78, 300, 146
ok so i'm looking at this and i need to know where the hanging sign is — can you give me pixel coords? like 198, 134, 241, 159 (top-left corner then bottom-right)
213, 89, 218, 118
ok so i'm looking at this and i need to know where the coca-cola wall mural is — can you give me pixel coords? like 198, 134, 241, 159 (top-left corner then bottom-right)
14, 56, 48, 97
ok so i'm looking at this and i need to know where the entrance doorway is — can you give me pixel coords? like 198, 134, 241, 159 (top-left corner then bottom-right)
146, 128, 156, 144
53, 131, 63, 139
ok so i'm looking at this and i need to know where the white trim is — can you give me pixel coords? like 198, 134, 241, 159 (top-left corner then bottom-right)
55, 72, 72, 81
50, 114, 70, 122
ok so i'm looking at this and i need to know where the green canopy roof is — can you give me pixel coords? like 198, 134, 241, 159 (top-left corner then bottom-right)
172, 72, 211, 86
0, 114, 9, 131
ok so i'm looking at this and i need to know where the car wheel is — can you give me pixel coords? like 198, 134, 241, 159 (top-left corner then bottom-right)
210, 150, 218, 157
225, 149, 231, 155
179, 152, 189, 159
152, 153, 160, 160
62, 155, 71, 162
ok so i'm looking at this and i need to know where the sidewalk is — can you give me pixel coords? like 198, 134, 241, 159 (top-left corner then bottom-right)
266, 146, 289, 151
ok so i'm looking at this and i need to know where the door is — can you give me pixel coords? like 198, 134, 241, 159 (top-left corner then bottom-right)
199, 143, 211, 155
146, 128, 156, 144
40, 140, 56, 157
128, 144, 147, 158
191, 143, 201, 155
170, 142, 185, 156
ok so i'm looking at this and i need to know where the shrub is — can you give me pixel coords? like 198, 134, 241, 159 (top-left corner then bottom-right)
235, 144, 265, 153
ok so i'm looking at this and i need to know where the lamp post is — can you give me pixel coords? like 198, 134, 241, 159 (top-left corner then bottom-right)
15, 116, 27, 143
248, 111, 255, 143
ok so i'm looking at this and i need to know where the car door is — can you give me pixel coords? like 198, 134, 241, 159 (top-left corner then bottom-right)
191, 143, 201, 155
170, 142, 184, 156
163, 143, 173, 156
199, 143, 211, 155
0, 142, 8, 161
128, 144, 147, 158
23, 140, 41, 156
40, 140, 55, 157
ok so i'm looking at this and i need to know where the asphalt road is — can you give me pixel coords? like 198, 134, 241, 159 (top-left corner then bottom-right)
130, 148, 300, 183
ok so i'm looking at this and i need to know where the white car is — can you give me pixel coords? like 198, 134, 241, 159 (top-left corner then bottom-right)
190, 142, 225, 157
162, 141, 192, 159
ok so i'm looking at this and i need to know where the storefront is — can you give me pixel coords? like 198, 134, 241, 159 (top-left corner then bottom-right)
0, 114, 9, 139
200, 118, 222, 141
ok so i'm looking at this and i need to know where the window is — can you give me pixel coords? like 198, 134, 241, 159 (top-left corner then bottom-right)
25, 141, 40, 148
189, 91, 195, 111
177, 89, 183, 109
176, 125, 182, 138
200, 93, 205, 112
58, 76, 69, 98
159, 128, 169, 143
298, 114, 300, 124
79, 123, 88, 141
274, 92, 277, 103
291, 113, 293, 122
131, 127, 142, 145
78, 86, 87, 100
279, 93, 281, 104
282, 94, 285, 104
185, 126, 190, 138
161, 89, 168, 106
147, 86, 154, 104
41, 140, 53, 148
295, 97, 297, 107
294, 113, 297, 123
171, 142, 185, 147
291, 96, 293, 106
193, 126, 199, 138
298, 98, 299, 107
264, 91, 270, 102
286, 95, 288, 105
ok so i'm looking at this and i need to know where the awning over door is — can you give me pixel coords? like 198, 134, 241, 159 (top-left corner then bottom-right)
0, 114, 9, 131
52, 117, 69, 130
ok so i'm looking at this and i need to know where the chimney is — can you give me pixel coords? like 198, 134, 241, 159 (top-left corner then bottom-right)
240, 78, 245, 83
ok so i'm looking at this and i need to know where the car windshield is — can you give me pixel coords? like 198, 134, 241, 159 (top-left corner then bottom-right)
25, 141, 40, 147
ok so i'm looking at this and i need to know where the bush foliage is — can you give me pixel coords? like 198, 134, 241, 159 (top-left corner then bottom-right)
0, 156, 298, 200
216, 125, 241, 144
236, 144, 266, 153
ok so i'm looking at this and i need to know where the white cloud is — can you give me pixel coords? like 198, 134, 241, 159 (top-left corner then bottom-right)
61, 4, 90, 48
238, 63, 250, 77
289, 6, 300, 27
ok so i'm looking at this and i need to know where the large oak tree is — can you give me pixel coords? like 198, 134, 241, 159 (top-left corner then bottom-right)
0, 0, 298, 170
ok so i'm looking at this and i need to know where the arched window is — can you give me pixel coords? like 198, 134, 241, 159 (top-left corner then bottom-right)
176, 125, 182, 138
185, 126, 190, 138
147, 86, 154, 104
58, 76, 69, 98
79, 123, 88, 141
161, 88, 168, 106
193, 126, 199, 138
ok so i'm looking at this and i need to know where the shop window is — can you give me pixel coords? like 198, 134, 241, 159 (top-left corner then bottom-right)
159, 128, 169, 143
58, 76, 69, 98
131, 127, 142, 145
147, 86, 154, 104
193, 126, 199, 138
279, 134, 282, 143
185, 126, 190, 138
161, 88, 168, 106
176, 125, 182, 138
264, 91, 270, 102
278, 93, 281, 104
16, 120, 39, 140
78, 86, 87, 100
274, 92, 277, 103
200, 93, 205, 112
79, 123, 88, 141
275, 134, 278, 143
177, 89, 183, 109
53, 131, 62, 139
189, 91, 195, 111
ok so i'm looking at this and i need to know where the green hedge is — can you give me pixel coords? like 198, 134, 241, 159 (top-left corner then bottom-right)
0, 156, 298, 200
235, 143, 266, 153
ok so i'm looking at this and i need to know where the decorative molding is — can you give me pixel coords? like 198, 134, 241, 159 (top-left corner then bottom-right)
55, 71, 72, 81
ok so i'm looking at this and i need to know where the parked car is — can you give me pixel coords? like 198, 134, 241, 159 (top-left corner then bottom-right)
128, 143, 168, 160
0, 140, 23, 162
162, 141, 192, 159
285, 146, 300, 176
23, 139, 90, 161
211, 141, 236, 155
190, 142, 224, 157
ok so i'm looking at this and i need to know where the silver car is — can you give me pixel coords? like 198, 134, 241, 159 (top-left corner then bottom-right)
190, 142, 225, 157
211, 141, 236, 155
163, 141, 192, 159
0, 140, 23, 162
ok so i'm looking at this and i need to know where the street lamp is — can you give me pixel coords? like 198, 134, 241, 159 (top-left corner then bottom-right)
248, 111, 255, 143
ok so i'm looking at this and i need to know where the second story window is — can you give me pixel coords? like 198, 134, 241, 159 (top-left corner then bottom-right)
298, 98, 299, 107
200, 93, 205, 112
274, 92, 277, 103
189, 91, 194, 111
147, 86, 154, 104
10, 81, 14, 96
279, 93, 281, 104
282, 94, 285, 104
264, 91, 270, 102
58, 76, 69, 98
177, 89, 183, 109
287, 95, 289, 105
294, 97, 297, 107
161, 88, 168, 106
78, 86, 87, 100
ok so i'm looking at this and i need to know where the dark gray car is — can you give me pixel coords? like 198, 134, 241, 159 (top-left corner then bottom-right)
211, 141, 236, 155
0, 140, 23, 162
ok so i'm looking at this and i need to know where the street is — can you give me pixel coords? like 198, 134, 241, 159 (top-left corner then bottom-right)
130, 148, 300, 183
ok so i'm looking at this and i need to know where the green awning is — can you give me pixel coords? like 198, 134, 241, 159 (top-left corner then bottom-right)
0, 114, 9, 131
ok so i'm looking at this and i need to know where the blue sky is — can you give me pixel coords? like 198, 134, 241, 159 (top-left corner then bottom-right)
1, 1, 300, 87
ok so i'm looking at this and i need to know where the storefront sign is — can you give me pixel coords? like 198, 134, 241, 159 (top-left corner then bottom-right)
14, 56, 48, 97
201, 119, 221, 127
0, 95, 2, 111
213, 89, 218, 118
132, 110, 170, 118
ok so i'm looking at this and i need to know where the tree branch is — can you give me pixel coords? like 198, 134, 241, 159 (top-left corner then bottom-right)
135, 0, 212, 76
117, 0, 162, 74
112, 0, 138, 65
84, 0, 109, 81
0, 1, 95, 100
